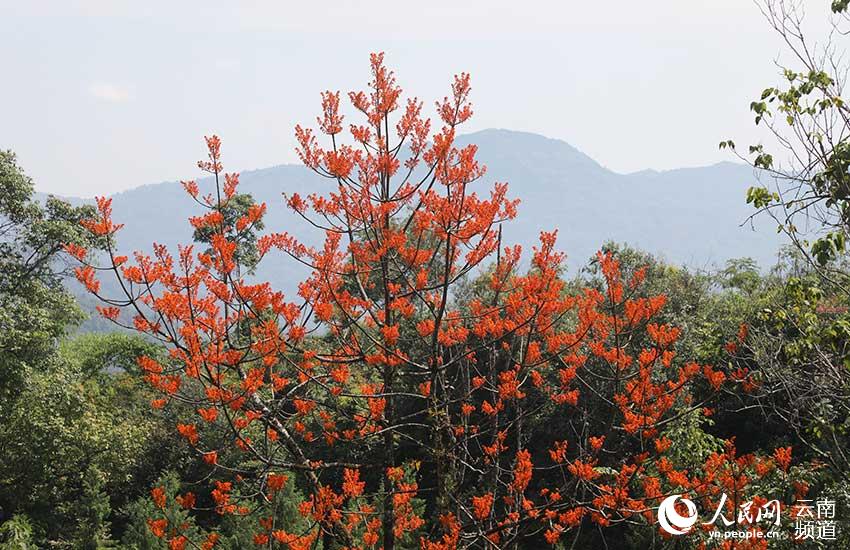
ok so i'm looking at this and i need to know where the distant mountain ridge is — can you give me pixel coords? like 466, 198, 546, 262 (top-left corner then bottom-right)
40, 129, 780, 314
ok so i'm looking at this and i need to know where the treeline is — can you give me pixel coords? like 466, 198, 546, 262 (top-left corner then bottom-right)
1, 147, 849, 548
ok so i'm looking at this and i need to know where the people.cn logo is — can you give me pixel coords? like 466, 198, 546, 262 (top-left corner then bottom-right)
657, 494, 699, 535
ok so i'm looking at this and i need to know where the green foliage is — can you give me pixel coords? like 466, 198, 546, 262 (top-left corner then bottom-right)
192, 193, 264, 273
0, 515, 37, 550
745, 187, 775, 210
120, 470, 311, 550
0, 150, 99, 398
719, 257, 762, 294
59, 332, 162, 379
73, 466, 116, 550
731, 4, 850, 282
121, 472, 204, 550
0, 340, 157, 544
660, 410, 725, 470
756, 274, 850, 367
811, 231, 847, 266
215, 474, 309, 550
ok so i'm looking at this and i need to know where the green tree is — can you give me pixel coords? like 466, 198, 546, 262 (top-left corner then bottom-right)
0, 336, 161, 545
0, 515, 37, 550
121, 472, 205, 550
723, 1, 850, 292
721, 0, 850, 487
73, 466, 116, 550
0, 150, 97, 397
191, 191, 265, 274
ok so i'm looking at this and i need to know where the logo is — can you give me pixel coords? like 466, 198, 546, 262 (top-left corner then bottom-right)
657, 494, 698, 535
655, 493, 838, 542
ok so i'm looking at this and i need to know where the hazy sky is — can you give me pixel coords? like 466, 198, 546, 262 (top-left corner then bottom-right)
1, 1, 836, 197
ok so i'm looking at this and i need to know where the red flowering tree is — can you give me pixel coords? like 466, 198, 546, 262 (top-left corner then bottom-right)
71, 53, 794, 549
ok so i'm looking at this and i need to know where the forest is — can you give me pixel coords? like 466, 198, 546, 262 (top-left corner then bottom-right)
3, 2, 850, 549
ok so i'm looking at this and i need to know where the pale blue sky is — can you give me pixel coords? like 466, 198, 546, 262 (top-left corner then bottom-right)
1, 0, 835, 196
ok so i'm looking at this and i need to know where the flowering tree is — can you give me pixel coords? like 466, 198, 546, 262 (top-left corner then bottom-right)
71, 53, 793, 549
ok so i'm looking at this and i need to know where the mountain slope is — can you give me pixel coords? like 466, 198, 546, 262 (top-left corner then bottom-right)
456, 130, 777, 270
44, 129, 780, 322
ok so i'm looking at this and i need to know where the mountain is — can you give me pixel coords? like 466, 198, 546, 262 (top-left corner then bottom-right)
461, 129, 778, 270
42, 129, 781, 327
